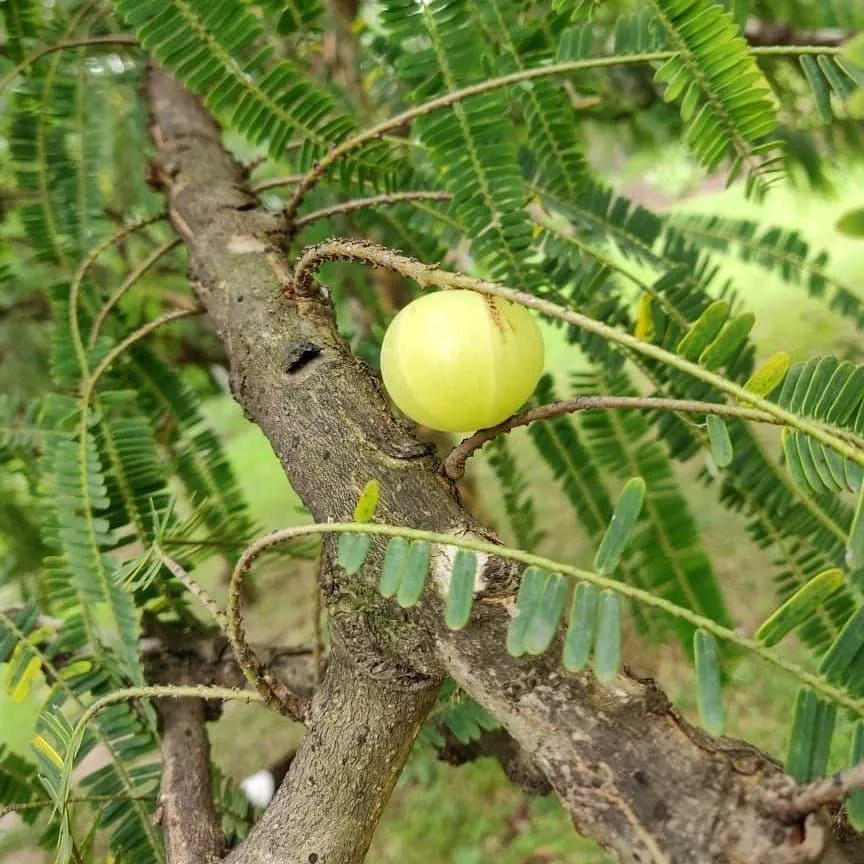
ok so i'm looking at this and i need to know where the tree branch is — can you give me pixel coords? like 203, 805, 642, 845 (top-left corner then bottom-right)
145, 65, 863, 863
155, 697, 224, 864
442, 395, 787, 480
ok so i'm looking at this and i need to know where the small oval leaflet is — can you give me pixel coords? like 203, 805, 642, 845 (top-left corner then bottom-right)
396, 541, 431, 608
755, 568, 845, 648
379, 537, 409, 598
706, 415, 733, 469
848, 722, 864, 830
800, 56, 832, 124
694, 630, 724, 736
445, 549, 477, 631
506, 567, 546, 657
634, 292, 654, 341
742, 351, 790, 399
698, 312, 755, 370
337, 532, 371, 575
593, 590, 621, 683
593, 477, 645, 574
675, 300, 730, 362
523, 572, 568, 655
785, 687, 836, 783
562, 582, 599, 672
352, 479, 380, 522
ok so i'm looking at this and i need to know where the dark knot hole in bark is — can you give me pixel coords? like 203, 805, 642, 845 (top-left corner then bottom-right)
285, 341, 322, 374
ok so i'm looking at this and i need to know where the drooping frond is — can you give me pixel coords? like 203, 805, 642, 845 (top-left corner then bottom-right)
126, 345, 255, 553
0, 745, 41, 821
476, 0, 590, 202
0, 0, 39, 62
45, 432, 142, 682
775, 357, 864, 497
648, 0, 781, 196
112, 0, 396, 184
528, 375, 655, 635
486, 436, 545, 550
380, 0, 543, 292
670, 213, 864, 329
573, 369, 732, 645
0, 609, 164, 863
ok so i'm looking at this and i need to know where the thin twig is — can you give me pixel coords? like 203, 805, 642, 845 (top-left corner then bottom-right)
281, 45, 840, 226
158, 552, 307, 718
442, 395, 785, 479
59, 684, 265, 819
88, 237, 182, 348
786, 759, 864, 815
231, 522, 864, 720
159, 552, 229, 631
89, 306, 202, 390
0, 795, 156, 820
252, 174, 304, 192
292, 239, 864, 468
0, 35, 139, 94
293, 191, 452, 231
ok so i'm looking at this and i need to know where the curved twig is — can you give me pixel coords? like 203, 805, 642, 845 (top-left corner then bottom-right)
229, 521, 864, 720
442, 395, 785, 479
88, 237, 182, 348
282, 46, 841, 227
0, 35, 138, 94
225, 538, 311, 722
293, 190, 452, 231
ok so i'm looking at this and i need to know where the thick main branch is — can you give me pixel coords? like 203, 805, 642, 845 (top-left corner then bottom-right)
145, 66, 859, 864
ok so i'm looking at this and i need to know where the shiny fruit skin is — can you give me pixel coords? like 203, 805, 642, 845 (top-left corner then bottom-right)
380, 290, 545, 432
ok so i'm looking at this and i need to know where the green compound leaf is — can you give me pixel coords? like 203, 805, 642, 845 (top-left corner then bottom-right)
676, 300, 730, 361
786, 687, 836, 783
706, 415, 733, 469
379, 537, 409, 598
507, 567, 545, 657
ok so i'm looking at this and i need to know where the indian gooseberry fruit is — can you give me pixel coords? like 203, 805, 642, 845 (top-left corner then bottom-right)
380, 290, 545, 433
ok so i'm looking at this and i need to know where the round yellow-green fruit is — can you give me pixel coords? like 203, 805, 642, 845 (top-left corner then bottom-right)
380, 290, 545, 432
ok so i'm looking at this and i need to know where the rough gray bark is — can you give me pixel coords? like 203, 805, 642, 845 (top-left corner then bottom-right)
146, 66, 861, 863
228, 629, 438, 864
156, 698, 224, 864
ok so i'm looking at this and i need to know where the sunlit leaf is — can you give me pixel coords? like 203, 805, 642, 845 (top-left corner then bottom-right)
755, 569, 845, 648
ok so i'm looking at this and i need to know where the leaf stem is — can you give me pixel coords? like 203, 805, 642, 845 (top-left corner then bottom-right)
231, 522, 864, 720
283, 46, 840, 224
442, 395, 790, 479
